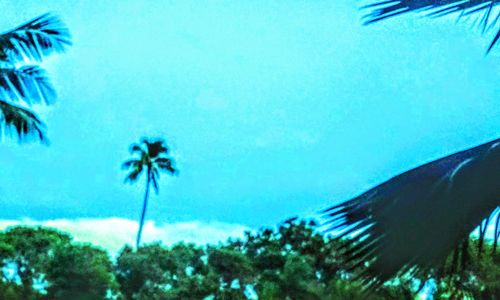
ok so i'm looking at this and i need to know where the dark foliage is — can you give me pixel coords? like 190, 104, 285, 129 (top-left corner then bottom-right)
323, 138, 500, 288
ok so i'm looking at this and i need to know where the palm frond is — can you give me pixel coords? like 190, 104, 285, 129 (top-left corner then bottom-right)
151, 171, 159, 194
363, 0, 500, 51
129, 143, 145, 155
122, 159, 140, 169
0, 13, 71, 62
322, 138, 500, 287
155, 157, 177, 174
0, 66, 55, 104
125, 164, 143, 183
488, 27, 500, 51
0, 99, 44, 141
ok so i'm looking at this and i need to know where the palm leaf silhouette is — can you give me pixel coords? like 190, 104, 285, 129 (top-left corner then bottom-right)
0, 100, 44, 141
0, 13, 70, 142
364, 0, 500, 51
323, 139, 500, 287
0, 13, 71, 62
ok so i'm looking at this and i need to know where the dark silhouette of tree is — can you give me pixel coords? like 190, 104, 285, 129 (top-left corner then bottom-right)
0, 13, 71, 142
363, 0, 500, 52
122, 138, 178, 248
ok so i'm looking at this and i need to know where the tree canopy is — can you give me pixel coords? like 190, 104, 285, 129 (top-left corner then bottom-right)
0, 218, 497, 299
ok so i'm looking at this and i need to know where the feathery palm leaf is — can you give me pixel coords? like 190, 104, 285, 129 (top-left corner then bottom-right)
0, 100, 44, 141
154, 157, 176, 174
0, 13, 70, 142
130, 144, 144, 154
0, 13, 71, 62
0, 66, 56, 104
124, 162, 143, 182
322, 138, 500, 287
122, 159, 140, 169
364, 0, 500, 51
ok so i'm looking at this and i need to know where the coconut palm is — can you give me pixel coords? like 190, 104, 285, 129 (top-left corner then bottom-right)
322, 0, 500, 288
363, 0, 500, 52
123, 138, 178, 248
0, 13, 71, 142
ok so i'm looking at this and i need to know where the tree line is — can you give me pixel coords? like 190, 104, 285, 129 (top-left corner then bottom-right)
0, 218, 497, 300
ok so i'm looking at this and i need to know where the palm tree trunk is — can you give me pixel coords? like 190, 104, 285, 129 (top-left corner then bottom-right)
136, 170, 151, 248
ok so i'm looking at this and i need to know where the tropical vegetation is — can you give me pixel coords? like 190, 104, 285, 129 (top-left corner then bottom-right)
0, 219, 497, 299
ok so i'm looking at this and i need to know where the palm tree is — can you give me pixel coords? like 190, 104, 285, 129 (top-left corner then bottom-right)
322, 1, 500, 288
363, 0, 500, 52
123, 138, 178, 248
0, 13, 71, 142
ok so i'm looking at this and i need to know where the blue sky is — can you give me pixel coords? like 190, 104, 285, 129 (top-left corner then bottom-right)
0, 1, 499, 233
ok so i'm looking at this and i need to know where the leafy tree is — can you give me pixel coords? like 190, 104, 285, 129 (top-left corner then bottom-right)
161, 243, 218, 299
115, 244, 171, 299
115, 242, 217, 299
0, 13, 71, 142
44, 243, 117, 300
122, 138, 178, 248
275, 254, 322, 300
0, 226, 71, 298
0, 281, 34, 300
207, 247, 254, 299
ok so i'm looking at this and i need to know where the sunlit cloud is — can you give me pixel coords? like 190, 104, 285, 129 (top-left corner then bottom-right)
0, 218, 250, 254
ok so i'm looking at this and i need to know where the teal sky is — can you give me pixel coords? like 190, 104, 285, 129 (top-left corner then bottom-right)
0, 1, 499, 228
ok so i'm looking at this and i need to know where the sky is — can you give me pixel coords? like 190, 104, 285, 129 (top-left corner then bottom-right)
0, 1, 499, 247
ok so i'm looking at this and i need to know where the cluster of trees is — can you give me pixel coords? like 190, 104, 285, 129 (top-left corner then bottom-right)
0, 218, 497, 300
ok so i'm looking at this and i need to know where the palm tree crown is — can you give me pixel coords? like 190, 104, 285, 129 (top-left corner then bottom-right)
123, 138, 178, 247
0, 13, 71, 142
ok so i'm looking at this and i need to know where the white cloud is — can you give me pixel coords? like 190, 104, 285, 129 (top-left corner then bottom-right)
0, 218, 250, 254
